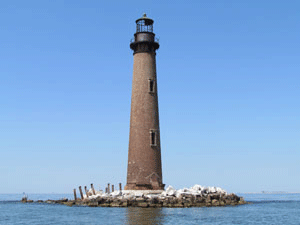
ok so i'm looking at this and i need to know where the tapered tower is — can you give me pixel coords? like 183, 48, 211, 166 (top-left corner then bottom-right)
125, 14, 164, 190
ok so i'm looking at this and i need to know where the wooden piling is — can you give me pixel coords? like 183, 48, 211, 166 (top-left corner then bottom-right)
91, 183, 96, 195
119, 183, 122, 191
73, 189, 77, 201
105, 187, 108, 193
112, 185, 114, 192
79, 186, 84, 200
107, 183, 110, 194
84, 186, 89, 197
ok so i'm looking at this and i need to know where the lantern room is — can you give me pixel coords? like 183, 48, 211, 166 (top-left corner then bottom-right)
136, 13, 154, 33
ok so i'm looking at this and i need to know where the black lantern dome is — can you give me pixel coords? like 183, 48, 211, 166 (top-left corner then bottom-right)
135, 13, 154, 33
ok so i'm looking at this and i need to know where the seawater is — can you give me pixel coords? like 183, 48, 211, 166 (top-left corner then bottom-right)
1, 194, 300, 224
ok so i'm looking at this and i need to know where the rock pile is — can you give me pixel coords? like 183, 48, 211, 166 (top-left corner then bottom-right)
22, 185, 246, 208
81, 185, 245, 207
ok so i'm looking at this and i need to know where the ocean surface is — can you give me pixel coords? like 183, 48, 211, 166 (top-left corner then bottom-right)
1, 193, 300, 224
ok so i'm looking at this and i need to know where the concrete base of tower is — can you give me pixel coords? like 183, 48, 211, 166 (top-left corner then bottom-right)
124, 183, 165, 191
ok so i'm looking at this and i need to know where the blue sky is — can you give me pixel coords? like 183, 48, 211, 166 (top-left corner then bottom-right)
0, 0, 299, 193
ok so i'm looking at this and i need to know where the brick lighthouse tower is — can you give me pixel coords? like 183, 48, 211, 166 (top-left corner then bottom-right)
125, 14, 164, 190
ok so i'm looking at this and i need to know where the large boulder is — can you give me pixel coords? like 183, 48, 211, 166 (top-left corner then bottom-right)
161, 185, 177, 197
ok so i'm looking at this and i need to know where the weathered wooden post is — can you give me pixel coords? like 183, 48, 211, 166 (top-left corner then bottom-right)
84, 186, 89, 198
79, 186, 84, 200
105, 187, 108, 193
107, 183, 110, 194
119, 183, 122, 191
112, 185, 114, 192
73, 189, 77, 201
91, 183, 96, 195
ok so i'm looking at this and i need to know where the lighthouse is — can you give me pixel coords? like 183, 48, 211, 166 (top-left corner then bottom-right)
125, 14, 164, 190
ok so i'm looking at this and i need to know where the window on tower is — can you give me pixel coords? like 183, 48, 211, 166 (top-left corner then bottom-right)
149, 79, 155, 93
150, 130, 157, 146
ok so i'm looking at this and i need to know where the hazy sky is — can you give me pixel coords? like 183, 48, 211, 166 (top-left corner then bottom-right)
0, 0, 299, 194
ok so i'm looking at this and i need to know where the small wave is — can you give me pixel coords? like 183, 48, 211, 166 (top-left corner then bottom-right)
0, 200, 20, 203
248, 200, 300, 204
